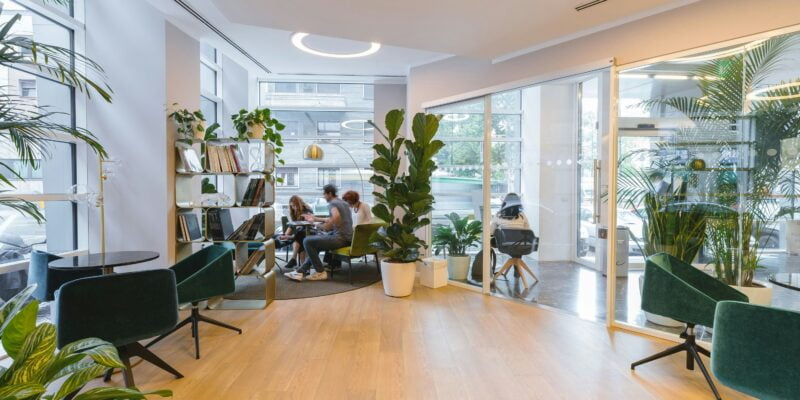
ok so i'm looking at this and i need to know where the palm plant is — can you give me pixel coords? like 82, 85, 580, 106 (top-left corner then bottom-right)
0, 0, 112, 222
432, 212, 482, 257
0, 286, 171, 399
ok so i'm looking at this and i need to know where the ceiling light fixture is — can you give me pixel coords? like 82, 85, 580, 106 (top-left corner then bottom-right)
747, 81, 800, 101
340, 119, 373, 131
654, 74, 690, 80
291, 32, 381, 58
673, 39, 767, 63
442, 113, 470, 122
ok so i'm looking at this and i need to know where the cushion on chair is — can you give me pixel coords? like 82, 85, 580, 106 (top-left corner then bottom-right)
333, 247, 351, 257
170, 245, 236, 304
55, 269, 179, 348
642, 253, 747, 327
711, 301, 800, 400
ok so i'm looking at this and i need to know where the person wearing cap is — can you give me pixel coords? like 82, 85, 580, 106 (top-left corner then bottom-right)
489, 193, 530, 233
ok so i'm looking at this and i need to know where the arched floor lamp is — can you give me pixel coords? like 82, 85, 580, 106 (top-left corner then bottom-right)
303, 142, 365, 196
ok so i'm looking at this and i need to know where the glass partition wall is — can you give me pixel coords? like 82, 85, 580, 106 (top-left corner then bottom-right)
613, 29, 800, 337
428, 70, 612, 322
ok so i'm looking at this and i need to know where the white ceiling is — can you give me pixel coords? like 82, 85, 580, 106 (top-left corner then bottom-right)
148, 0, 700, 77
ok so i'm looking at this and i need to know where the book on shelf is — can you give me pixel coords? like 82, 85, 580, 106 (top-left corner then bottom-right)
226, 213, 265, 241
237, 249, 265, 275
206, 144, 245, 173
207, 208, 234, 241
241, 178, 265, 206
177, 213, 202, 241
176, 144, 203, 173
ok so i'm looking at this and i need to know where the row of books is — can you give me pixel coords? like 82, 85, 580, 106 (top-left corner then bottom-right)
207, 145, 245, 173
227, 213, 265, 241
177, 213, 203, 242
237, 249, 265, 275
241, 178, 266, 206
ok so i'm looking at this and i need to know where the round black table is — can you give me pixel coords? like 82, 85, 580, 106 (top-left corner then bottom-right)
769, 273, 800, 291
49, 251, 159, 275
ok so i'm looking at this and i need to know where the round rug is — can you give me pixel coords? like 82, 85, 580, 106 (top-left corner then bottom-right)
230, 261, 382, 301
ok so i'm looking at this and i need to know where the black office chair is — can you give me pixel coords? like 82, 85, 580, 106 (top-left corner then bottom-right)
275, 216, 292, 264
55, 269, 183, 388
492, 228, 539, 288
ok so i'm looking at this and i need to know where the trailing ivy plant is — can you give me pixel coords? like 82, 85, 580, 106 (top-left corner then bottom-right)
168, 105, 205, 141
0, 286, 172, 399
231, 108, 285, 164
369, 109, 444, 263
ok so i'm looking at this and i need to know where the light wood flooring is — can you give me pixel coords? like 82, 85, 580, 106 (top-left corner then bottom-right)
121, 283, 752, 399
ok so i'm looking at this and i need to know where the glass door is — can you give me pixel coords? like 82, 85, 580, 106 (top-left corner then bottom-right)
577, 78, 600, 264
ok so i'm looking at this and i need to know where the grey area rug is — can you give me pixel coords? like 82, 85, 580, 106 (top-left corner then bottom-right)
228, 261, 382, 301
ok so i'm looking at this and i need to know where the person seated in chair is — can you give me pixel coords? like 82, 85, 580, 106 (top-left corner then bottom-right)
277, 195, 314, 270
342, 190, 372, 226
489, 193, 531, 278
285, 184, 353, 282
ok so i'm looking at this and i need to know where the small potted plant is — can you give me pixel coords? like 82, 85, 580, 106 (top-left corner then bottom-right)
432, 212, 482, 280
232, 107, 286, 167
369, 109, 443, 297
169, 104, 205, 140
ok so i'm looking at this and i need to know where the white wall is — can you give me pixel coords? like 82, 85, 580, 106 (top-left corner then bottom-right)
85, 0, 168, 269
221, 54, 249, 136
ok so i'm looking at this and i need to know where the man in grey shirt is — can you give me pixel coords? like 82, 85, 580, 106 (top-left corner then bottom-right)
285, 184, 353, 281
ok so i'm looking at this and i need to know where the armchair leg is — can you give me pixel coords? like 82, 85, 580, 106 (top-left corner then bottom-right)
375, 254, 381, 278
348, 258, 353, 285
196, 312, 243, 334
126, 342, 183, 380
147, 306, 241, 360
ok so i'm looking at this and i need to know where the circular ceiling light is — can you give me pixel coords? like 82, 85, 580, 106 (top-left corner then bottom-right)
340, 119, 373, 131
442, 113, 470, 122
673, 39, 767, 63
747, 81, 800, 101
291, 32, 381, 58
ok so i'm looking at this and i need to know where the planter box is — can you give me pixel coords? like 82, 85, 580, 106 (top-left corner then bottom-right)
420, 258, 447, 289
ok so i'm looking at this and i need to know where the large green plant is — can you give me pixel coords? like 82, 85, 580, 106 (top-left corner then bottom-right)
0, 286, 171, 399
0, 0, 112, 222
369, 109, 444, 263
432, 212, 482, 257
231, 108, 285, 161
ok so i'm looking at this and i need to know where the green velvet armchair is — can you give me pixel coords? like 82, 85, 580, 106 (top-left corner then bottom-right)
147, 245, 241, 359
28, 250, 99, 302
332, 223, 384, 284
55, 269, 182, 388
711, 301, 800, 400
632, 253, 748, 400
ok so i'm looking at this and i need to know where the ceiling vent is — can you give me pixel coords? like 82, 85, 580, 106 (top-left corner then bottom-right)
575, 0, 609, 11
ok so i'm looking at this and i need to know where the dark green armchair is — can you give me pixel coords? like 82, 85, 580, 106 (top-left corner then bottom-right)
332, 223, 384, 284
632, 253, 748, 400
711, 301, 800, 400
28, 250, 99, 302
55, 269, 182, 388
147, 245, 241, 359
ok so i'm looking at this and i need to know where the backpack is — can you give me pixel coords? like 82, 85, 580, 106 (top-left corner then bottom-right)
471, 248, 497, 279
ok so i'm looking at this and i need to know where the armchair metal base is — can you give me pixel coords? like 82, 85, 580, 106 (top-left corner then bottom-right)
631, 324, 721, 400
103, 342, 183, 388
147, 305, 242, 360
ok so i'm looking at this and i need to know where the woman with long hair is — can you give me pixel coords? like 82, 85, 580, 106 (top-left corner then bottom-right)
280, 195, 314, 269
342, 190, 372, 225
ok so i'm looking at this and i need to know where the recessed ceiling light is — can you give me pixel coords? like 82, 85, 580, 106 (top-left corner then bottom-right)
442, 113, 470, 122
291, 32, 381, 59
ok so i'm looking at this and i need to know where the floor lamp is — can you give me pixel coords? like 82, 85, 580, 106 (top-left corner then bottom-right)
303, 142, 365, 196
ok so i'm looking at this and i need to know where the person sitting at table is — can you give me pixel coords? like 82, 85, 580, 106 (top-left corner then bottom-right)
284, 184, 353, 282
277, 195, 313, 270
489, 192, 530, 234
342, 190, 372, 225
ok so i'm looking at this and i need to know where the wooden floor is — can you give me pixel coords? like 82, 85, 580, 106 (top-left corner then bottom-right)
122, 283, 752, 399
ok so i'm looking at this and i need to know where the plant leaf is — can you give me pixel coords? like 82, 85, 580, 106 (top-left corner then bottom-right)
2, 300, 38, 359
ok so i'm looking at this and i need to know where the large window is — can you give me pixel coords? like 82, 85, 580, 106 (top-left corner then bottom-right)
200, 43, 221, 125
259, 81, 374, 218
0, 1, 82, 298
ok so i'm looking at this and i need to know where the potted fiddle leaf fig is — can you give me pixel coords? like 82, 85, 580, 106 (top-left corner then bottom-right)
169, 104, 206, 140
0, 286, 172, 399
432, 212, 482, 280
232, 107, 286, 166
369, 109, 444, 297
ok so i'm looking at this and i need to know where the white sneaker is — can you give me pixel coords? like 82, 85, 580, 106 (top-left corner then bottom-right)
306, 270, 328, 281
284, 271, 304, 281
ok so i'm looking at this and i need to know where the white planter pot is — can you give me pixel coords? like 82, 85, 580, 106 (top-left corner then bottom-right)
730, 281, 773, 306
447, 255, 470, 280
249, 124, 266, 139
786, 220, 800, 254
380, 261, 416, 297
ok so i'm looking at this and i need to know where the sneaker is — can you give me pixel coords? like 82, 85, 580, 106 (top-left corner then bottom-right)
285, 258, 297, 270
306, 270, 328, 281
284, 271, 304, 281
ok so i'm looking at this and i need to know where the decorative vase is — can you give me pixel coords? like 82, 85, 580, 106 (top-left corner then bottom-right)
446, 255, 470, 280
380, 260, 416, 297
786, 220, 800, 254
730, 281, 773, 306
249, 124, 266, 139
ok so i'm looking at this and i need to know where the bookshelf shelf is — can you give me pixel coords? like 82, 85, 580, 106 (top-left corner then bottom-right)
173, 137, 277, 310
